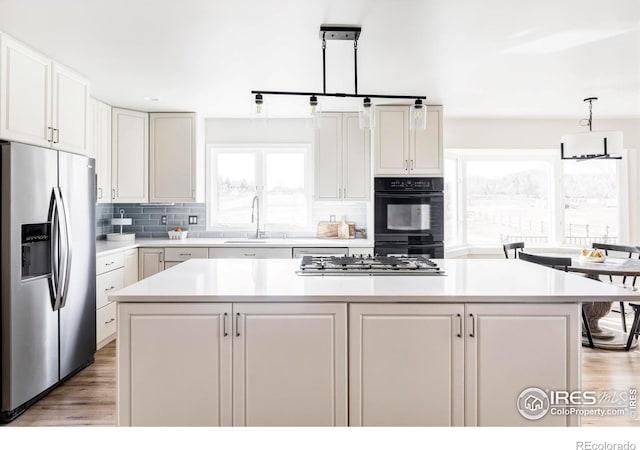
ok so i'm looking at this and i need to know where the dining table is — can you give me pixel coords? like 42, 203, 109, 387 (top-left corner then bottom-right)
532, 252, 640, 350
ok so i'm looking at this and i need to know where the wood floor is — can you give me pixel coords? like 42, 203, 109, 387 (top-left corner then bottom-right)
5, 341, 116, 427
3, 331, 639, 427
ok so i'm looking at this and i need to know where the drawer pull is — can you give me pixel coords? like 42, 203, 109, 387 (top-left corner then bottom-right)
244, 253, 256, 257
104, 286, 116, 291
105, 261, 115, 266
179, 253, 192, 256
104, 318, 115, 325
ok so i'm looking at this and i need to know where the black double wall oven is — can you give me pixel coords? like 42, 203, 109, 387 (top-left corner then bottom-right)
374, 177, 444, 258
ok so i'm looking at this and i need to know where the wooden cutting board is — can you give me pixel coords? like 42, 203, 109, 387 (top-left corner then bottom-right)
317, 222, 356, 239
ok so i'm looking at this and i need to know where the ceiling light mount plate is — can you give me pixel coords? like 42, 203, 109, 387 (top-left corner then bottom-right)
319, 25, 361, 41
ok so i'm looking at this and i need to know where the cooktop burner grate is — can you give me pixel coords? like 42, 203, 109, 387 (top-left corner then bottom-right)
297, 255, 444, 276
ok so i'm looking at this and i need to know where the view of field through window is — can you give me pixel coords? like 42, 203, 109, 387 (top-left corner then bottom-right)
445, 155, 621, 246
466, 161, 550, 244
210, 148, 309, 228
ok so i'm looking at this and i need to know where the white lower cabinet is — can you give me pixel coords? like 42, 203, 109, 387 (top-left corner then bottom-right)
465, 303, 580, 426
116, 301, 578, 426
123, 249, 139, 286
96, 248, 138, 349
138, 248, 164, 280
349, 304, 464, 426
233, 303, 347, 426
208, 247, 291, 259
117, 302, 347, 426
117, 303, 232, 426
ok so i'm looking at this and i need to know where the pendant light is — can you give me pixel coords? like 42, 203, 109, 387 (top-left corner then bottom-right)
250, 25, 427, 129
250, 93, 267, 128
560, 97, 622, 161
359, 97, 374, 129
409, 99, 427, 131
307, 95, 322, 129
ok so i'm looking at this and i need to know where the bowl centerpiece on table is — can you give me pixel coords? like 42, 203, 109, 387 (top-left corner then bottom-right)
578, 248, 606, 263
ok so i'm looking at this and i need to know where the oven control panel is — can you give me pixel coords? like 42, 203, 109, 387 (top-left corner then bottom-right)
375, 177, 444, 192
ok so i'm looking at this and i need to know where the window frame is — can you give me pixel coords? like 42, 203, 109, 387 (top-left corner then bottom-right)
445, 148, 629, 251
206, 143, 313, 232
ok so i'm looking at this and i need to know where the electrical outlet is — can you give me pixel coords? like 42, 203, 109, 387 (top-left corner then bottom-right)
161, 215, 167, 225
188, 215, 198, 225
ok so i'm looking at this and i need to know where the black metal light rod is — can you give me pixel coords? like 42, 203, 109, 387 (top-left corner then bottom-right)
251, 90, 426, 100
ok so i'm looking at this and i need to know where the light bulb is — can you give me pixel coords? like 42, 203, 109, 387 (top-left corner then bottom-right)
256, 103, 262, 114
409, 99, 427, 131
359, 97, 374, 130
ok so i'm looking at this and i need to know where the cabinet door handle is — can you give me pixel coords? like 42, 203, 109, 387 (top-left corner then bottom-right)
343, 188, 347, 198
104, 285, 116, 291
411, 159, 414, 170
105, 318, 115, 325
179, 253, 192, 256
98, 187, 103, 199
47, 126, 53, 143
456, 313, 462, 338
223, 312, 228, 337
469, 313, 475, 338
112, 189, 116, 200
235, 313, 241, 337
53, 128, 59, 144
244, 253, 256, 257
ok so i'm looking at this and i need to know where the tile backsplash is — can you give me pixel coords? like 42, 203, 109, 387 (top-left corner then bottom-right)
96, 202, 368, 239
95, 203, 114, 239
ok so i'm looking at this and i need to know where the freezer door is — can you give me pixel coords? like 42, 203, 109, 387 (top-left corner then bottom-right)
58, 151, 96, 379
1, 142, 60, 412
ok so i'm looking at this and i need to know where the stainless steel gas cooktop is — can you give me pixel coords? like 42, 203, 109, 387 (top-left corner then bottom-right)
296, 255, 444, 276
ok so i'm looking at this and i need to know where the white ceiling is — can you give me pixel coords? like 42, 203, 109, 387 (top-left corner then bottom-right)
0, 0, 638, 118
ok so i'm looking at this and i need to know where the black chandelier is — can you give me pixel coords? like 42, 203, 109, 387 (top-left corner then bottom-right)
250, 25, 428, 130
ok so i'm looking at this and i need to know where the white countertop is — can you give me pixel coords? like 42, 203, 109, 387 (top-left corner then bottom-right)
95, 237, 374, 256
110, 258, 638, 303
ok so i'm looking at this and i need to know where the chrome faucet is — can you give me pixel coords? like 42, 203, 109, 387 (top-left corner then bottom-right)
251, 195, 261, 239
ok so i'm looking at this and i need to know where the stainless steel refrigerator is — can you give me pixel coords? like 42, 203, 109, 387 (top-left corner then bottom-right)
1, 141, 96, 422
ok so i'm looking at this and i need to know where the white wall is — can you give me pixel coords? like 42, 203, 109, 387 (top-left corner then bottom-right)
206, 118, 313, 144
443, 117, 640, 243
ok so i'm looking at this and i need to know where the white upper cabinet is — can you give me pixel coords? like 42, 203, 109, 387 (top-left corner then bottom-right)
0, 33, 89, 155
374, 106, 409, 175
315, 113, 342, 200
91, 98, 112, 203
149, 112, 196, 203
342, 113, 370, 199
51, 62, 89, 154
315, 112, 370, 201
374, 105, 443, 176
112, 107, 149, 203
0, 34, 52, 147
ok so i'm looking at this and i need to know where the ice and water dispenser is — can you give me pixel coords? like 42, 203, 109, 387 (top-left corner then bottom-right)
21, 223, 52, 280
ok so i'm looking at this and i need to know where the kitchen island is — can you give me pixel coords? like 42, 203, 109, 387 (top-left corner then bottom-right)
111, 258, 635, 427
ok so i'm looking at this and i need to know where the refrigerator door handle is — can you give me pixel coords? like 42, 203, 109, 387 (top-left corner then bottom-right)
57, 187, 73, 309
47, 188, 61, 310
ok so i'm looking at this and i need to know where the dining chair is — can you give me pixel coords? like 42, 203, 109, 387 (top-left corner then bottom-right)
625, 302, 640, 350
502, 242, 525, 259
518, 252, 594, 348
592, 242, 640, 332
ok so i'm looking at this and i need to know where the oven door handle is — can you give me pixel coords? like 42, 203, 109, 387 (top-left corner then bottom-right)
375, 192, 442, 199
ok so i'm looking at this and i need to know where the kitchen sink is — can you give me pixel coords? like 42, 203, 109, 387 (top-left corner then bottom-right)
223, 240, 268, 244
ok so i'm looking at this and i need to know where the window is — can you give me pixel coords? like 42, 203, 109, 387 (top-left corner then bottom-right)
465, 160, 551, 245
563, 160, 618, 246
445, 149, 627, 248
207, 145, 311, 230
